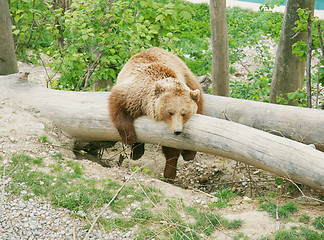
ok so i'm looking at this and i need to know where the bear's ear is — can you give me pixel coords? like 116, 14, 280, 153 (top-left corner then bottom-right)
190, 89, 200, 102
155, 82, 166, 96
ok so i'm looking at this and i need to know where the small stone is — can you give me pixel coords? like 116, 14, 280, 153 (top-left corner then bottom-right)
76, 210, 86, 217
199, 175, 209, 184
211, 197, 219, 203
9, 137, 16, 143
243, 196, 251, 201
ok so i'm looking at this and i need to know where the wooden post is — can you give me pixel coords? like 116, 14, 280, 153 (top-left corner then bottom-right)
209, 0, 229, 96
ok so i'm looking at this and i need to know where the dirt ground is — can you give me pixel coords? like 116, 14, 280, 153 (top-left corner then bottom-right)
0, 57, 322, 239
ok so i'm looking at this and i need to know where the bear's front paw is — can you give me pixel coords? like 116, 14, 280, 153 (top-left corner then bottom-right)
181, 150, 196, 161
131, 142, 145, 160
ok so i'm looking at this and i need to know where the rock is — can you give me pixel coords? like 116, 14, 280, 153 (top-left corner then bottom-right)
243, 196, 251, 201
199, 175, 209, 184
211, 197, 219, 203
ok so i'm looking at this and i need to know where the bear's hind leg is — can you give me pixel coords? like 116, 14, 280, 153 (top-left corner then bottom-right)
181, 150, 196, 161
131, 142, 145, 160
162, 146, 181, 180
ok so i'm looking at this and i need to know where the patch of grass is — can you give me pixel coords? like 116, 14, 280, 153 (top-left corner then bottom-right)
184, 206, 242, 236
136, 228, 157, 240
51, 184, 114, 212
234, 232, 249, 240
312, 215, 324, 230
256, 237, 272, 240
132, 208, 154, 224
52, 153, 62, 160
221, 218, 243, 229
39, 135, 49, 143
4, 154, 127, 212
33, 157, 43, 165
131, 166, 152, 175
50, 163, 63, 173
4, 154, 243, 238
275, 227, 324, 240
66, 160, 83, 178
298, 215, 311, 224
210, 188, 237, 208
259, 201, 298, 220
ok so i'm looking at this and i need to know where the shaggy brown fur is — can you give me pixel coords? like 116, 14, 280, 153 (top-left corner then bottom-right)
108, 48, 204, 179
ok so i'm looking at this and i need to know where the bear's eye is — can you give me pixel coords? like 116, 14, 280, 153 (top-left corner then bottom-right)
168, 111, 174, 116
181, 113, 186, 117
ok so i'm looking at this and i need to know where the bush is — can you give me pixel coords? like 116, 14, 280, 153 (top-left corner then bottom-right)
10, 0, 283, 92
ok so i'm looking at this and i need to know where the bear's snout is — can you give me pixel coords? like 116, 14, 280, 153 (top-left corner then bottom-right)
170, 115, 184, 136
174, 130, 182, 135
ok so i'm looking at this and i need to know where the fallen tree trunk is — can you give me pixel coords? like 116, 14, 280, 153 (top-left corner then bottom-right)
1, 73, 324, 191
204, 95, 324, 151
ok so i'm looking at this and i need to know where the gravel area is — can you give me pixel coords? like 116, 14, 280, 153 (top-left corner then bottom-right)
0, 191, 134, 240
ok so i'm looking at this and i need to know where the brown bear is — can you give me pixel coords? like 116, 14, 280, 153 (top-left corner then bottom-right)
108, 48, 204, 179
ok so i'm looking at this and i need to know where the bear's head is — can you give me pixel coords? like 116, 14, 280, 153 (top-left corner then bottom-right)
154, 80, 200, 135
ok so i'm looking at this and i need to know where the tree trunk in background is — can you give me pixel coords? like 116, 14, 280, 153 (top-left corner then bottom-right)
209, 0, 229, 96
0, 0, 18, 75
270, 0, 315, 105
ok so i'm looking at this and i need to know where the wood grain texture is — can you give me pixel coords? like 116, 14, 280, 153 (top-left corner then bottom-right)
203, 95, 324, 151
1, 73, 324, 190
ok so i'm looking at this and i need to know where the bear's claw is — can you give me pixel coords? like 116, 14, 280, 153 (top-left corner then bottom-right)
130, 142, 145, 160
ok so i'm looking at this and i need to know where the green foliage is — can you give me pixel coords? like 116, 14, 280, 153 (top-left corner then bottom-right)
32, 157, 43, 165
292, 9, 324, 107
259, 201, 298, 220
43, 0, 192, 90
39, 135, 48, 143
173, 2, 211, 75
318, 66, 324, 86
132, 208, 154, 224
312, 215, 324, 230
259, 0, 285, 12
298, 215, 311, 224
184, 206, 242, 237
227, 8, 282, 63
131, 166, 152, 175
234, 232, 249, 240
9, 0, 53, 61
276, 89, 308, 107
2, 153, 244, 237
292, 8, 316, 61
3, 154, 149, 213
274, 227, 324, 240
230, 42, 274, 102
210, 188, 237, 208
10, 0, 284, 92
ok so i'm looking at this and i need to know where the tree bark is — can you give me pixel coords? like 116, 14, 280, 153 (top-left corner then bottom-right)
1, 73, 324, 191
0, 0, 18, 75
270, 0, 315, 105
203, 95, 324, 152
209, 0, 229, 96
306, 12, 313, 108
